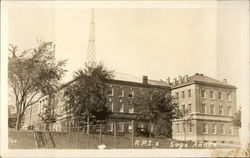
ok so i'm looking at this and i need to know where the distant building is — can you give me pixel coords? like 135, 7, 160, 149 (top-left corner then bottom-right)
171, 73, 239, 145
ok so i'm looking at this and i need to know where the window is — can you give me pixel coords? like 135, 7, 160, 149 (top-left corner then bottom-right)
210, 104, 215, 115
176, 123, 180, 133
220, 124, 225, 134
188, 121, 192, 132
227, 92, 232, 101
212, 123, 217, 134
109, 103, 114, 112
128, 90, 134, 98
108, 87, 114, 96
128, 124, 132, 132
117, 123, 124, 132
119, 103, 124, 113
219, 104, 223, 115
218, 92, 222, 100
176, 92, 179, 99
227, 106, 232, 116
203, 123, 208, 134
138, 123, 144, 131
183, 123, 186, 133
210, 90, 214, 99
188, 104, 192, 113
107, 122, 113, 132
118, 89, 124, 97
201, 90, 206, 98
229, 125, 233, 135
129, 107, 134, 113
188, 90, 191, 97
182, 91, 185, 99
182, 104, 186, 114
202, 103, 206, 114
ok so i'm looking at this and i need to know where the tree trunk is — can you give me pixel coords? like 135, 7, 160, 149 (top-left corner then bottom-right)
15, 113, 21, 130
15, 112, 24, 130
87, 115, 90, 134
149, 120, 152, 138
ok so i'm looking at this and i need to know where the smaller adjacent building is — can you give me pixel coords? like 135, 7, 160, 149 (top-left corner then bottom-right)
171, 73, 239, 145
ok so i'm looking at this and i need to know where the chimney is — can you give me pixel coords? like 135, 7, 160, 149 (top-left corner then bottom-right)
143, 76, 148, 84
179, 75, 182, 84
184, 75, 188, 82
223, 79, 227, 84
173, 78, 177, 85
166, 77, 171, 85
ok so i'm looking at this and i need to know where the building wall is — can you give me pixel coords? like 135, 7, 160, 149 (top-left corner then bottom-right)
49, 81, 170, 133
172, 82, 239, 144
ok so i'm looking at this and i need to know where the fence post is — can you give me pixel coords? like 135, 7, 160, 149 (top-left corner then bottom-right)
132, 120, 134, 149
77, 126, 80, 149
113, 121, 116, 149
99, 124, 102, 145
87, 125, 89, 149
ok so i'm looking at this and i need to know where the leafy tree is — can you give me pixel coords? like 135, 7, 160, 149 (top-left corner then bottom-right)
8, 41, 66, 130
233, 108, 241, 128
130, 90, 181, 137
64, 62, 114, 133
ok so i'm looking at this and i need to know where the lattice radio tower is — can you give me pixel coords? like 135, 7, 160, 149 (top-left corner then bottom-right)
86, 8, 96, 65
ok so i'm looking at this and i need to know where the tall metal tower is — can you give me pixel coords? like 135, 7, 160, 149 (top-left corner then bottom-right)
86, 8, 96, 65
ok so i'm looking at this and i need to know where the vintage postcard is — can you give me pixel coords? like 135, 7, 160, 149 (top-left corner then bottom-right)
1, 0, 249, 157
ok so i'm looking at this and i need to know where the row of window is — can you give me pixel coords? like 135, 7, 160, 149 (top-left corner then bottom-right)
201, 90, 232, 101
108, 87, 135, 98
175, 90, 191, 99
201, 103, 232, 115
109, 102, 134, 113
178, 104, 192, 114
175, 89, 232, 101
176, 122, 234, 135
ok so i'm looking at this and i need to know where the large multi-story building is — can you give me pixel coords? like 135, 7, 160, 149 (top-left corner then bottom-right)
22, 73, 239, 144
22, 74, 171, 134
171, 73, 239, 145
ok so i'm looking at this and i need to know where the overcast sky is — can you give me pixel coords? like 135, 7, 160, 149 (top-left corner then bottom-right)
7, 7, 245, 105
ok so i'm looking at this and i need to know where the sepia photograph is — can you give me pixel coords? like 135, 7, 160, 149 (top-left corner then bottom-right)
1, 0, 249, 157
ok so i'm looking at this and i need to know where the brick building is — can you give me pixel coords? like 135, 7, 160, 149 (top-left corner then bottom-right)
22, 74, 171, 133
171, 73, 239, 144
22, 73, 239, 145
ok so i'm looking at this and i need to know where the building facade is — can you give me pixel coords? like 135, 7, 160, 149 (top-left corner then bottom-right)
22, 75, 171, 134
171, 73, 239, 145
22, 73, 240, 144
